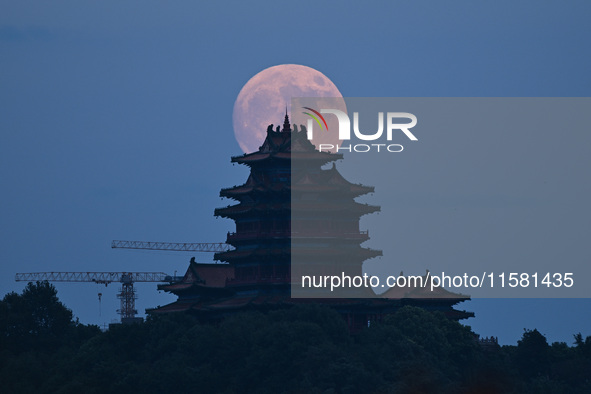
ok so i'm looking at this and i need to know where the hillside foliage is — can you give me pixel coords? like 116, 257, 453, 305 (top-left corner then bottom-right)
1, 282, 589, 393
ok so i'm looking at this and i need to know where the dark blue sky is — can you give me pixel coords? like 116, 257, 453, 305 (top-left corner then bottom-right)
1, 1, 590, 343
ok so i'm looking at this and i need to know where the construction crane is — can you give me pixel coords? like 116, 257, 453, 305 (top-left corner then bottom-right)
15, 272, 177, 323
111, 240, 232, 253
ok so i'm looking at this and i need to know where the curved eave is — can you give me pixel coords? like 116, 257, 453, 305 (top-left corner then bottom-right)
293, 202, 380, 215
290, 184, 374, 197
158, 282, 233, 296
291, 247, 383, 259
232, 151, 341, 165
215, 201, 379, 219
214, 247, 290, 261
215, 202, 290, 218
221, 184, 372, 199
220, 185, 290, 198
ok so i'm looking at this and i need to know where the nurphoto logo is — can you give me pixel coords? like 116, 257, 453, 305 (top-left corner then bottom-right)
302, 107, 418, 153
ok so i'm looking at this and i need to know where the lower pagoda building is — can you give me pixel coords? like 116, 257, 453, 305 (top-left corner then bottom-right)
149, 114, 473, 330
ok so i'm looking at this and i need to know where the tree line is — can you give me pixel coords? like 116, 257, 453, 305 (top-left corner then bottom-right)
1, 281, 590, 393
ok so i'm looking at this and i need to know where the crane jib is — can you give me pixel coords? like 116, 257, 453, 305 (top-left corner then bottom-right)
110, 240, 232, 252
14, 272, 171, 283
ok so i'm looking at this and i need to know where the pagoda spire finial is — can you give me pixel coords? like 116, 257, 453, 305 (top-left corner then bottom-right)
282, 107, 291, 132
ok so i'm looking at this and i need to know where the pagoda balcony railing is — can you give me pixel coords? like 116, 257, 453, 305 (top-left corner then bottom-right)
227, 230, 369, 241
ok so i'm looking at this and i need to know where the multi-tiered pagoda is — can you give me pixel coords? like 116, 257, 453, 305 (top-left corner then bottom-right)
150, 114, 473, 330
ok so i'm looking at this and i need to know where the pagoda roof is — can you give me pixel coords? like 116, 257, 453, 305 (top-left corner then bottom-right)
289, 246, 383, 259
219, 173, 289, 198
231, 121, 342, 166
234, 151, 339, 164
292, 201, 379, 214
214, 201, 288, 217
380, 271, 471, 300
149, 292, 473, 321
214, 245, 382, 263
220, 163, 374, 200
215, 247, 290, 260
215, 200, 378, 219
148, 301, 194, 313
292, 164, 374, 196
159, 259, 235, 293
151, 293, 399, 315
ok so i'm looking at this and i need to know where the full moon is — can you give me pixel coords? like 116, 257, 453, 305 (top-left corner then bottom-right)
233, 64, 344, 153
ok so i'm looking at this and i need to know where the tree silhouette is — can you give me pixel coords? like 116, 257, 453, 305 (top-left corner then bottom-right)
0, 281, 98, 352
515, 328, 549, 379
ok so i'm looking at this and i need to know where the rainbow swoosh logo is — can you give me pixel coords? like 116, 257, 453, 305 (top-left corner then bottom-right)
302, 107, 328, 131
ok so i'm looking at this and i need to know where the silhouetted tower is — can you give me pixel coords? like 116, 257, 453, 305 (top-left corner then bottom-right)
150, 115, 473, 330
213, 114, 379, 297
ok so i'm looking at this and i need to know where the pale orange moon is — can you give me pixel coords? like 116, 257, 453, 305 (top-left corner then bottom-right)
233, 64, 344, 153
